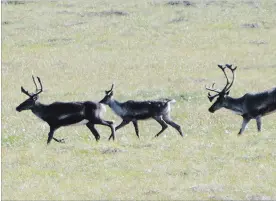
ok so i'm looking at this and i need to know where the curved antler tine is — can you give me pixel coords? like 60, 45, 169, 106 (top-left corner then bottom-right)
34, 76, 43, 95
37, 77, 43, 90
218, 65, 231, 92
225, 65, 237, 92
32, 75, 39, 92
229, 65, 237, 71
217, 64, 225, 69
205, 82, 221, 94
207, 92, 219, 102
21, 86, 32, 97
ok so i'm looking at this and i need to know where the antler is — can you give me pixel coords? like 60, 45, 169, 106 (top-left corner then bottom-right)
105, 83, 114, 94
224, 64, 237, 92
205, 64, 237, 101
205, 82, 221, 102
21, 86, 32, 97
35, 76, 43, 95
21, 76, 43, 97
217, 64, 230, 93
205, 82, 221, 93
32, 75, 40, 93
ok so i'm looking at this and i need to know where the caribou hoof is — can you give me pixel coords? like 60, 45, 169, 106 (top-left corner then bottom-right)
59, 139, 65, 143
108, 135, 115, 141
154, 134, 159, 138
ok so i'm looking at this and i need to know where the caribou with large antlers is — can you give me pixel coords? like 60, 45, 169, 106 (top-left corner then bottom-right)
99, 84, 184, 139
206, 64, 276, 135
16, 76, 115, 144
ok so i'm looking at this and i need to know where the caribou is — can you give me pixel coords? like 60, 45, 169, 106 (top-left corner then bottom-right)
16, 76, 115, 144
99, 84, 184, 139
206, 64, 276, 135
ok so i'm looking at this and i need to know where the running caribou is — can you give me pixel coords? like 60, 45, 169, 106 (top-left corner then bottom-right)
206, 64, 276, 134
99, 84, 184, 139
16, 76, 115, 144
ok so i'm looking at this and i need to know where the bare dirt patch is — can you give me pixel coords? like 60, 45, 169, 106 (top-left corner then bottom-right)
144, 190, 159, 195
80, 10, 128, 17
56, 3, 74, 8
205, 0, 235, 8
249, 40, 267, 45
1, 0, 35, 5
244, 0, 260, 8
63, 21, 86, 27
190, 184, 224, 193
166, 1, 195, 6
100, 147, 125, 154
47, 38, 75, 45
243, 64, 276, 70
56, 11, 76, 15
241, 23, 259, 28
169, 17, 187, 23
246, 194, 276, 200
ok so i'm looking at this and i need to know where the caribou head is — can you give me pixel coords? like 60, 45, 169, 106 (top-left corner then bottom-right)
16, 76, 43, 112
99, 83, 114, 105
205, 64, 237, 113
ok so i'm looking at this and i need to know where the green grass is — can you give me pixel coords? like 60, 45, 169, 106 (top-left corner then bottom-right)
2, 0, 276, 200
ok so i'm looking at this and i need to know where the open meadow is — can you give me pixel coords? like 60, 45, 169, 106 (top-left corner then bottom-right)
2, 0, 276, 200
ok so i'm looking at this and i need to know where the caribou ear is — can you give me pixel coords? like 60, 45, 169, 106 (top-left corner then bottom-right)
33, 95, 39, 101
226, 91, 230, 95
105, 90, 114, 96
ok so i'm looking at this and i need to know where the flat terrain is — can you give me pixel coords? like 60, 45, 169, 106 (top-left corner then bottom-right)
2, 0, 276, 200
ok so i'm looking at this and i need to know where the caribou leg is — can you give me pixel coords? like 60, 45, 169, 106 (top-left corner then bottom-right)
132, 120, 140, 138
153, 116, 168, 137
238, 117, 251, 135
256, 116, 262, 132
115, 119, 131, 131
163, 115, 184, 137
47, 127, 63, 144
94, 119, 115, 141
47, 127, 54, 144
86, 122, 100, 141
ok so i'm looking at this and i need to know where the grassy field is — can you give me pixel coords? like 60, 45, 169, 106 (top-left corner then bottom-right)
2, 0, 276, 200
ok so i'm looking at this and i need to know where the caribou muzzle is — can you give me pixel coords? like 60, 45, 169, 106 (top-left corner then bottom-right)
16, 105, 23, 112
16, 103, 28, 112
208, 107, 215, 113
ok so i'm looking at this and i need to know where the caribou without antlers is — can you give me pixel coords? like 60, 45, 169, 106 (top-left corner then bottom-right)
99, 84, 184, 139
206, 64, 276, 135
16, 76, 115, 144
